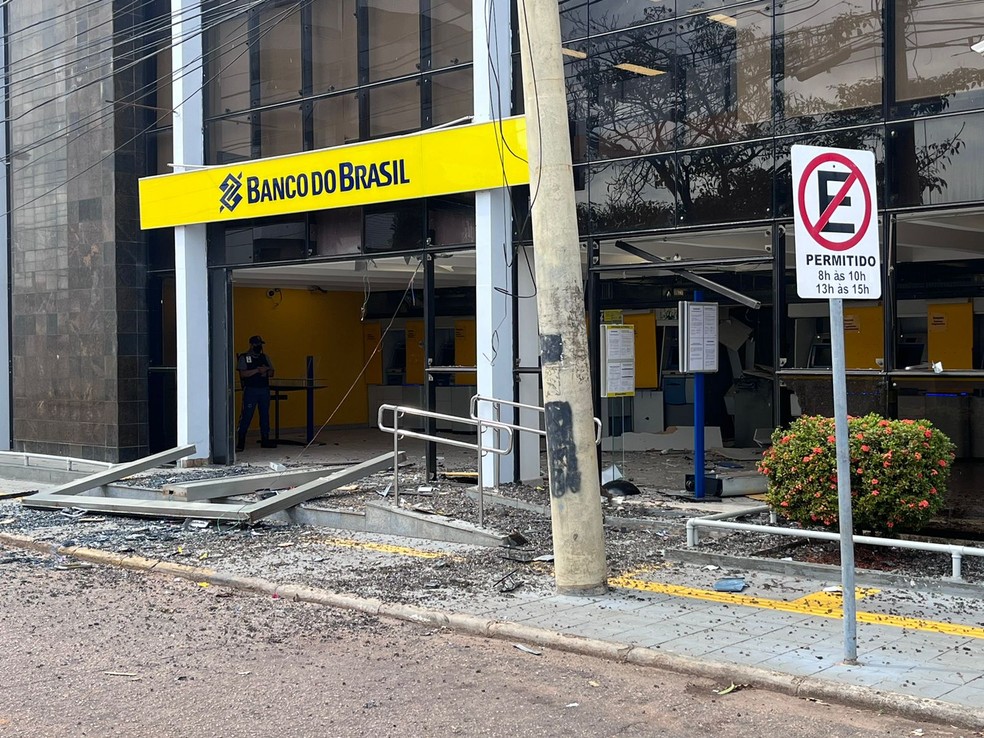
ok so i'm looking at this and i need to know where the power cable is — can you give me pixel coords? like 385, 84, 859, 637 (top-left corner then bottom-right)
3, 0, 298, 220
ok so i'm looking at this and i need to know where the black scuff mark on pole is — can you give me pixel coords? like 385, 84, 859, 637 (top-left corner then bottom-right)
544, 401, 580, 497
540, 334, 563, 364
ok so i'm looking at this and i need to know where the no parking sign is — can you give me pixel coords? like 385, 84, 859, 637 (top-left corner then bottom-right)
792, 145, 881, 300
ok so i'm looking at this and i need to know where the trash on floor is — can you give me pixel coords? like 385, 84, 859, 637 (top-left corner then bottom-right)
713, 577, 747, 593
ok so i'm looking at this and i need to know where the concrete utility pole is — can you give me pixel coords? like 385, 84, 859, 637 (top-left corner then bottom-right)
516, 0, 607, 595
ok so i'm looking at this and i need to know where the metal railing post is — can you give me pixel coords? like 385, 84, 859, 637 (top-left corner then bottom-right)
476, 416, 485, 528
392, 409, 401, 500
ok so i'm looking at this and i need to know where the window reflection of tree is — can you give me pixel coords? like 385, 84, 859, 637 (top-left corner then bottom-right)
571, 2, 971, 230
575, 9, 774, 230
895, 0, 984, 107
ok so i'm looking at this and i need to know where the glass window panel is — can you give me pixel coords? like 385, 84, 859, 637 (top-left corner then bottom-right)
893, 214, 984, 413
678, 4, 772, 147
312, 94, 361, 149
311, 0, 359, 93
206, 14, 250, 115
585, 156, 677, 234
566, 50, 589, 163
428, 195, 476, 247
208, 115, 252, 165
890, 114, 984, 207
678, 142, 773, 224
252, 217, 309, 263
314, 207, 362, 256
365, 202, 426, 252
257, 2, 303, 105
154, 128, 173, 176
156, 43, 172, 131
894, 0, 984, 114
780, 0, 883, 132
588, 0, 674, 34
369, 80, 421, 137
512, 52, 524, 115
430, 69, 472, 126
368, 0, 421, 82
258, 105, 302, 157
588, 24, 677, 158
679, 0, 758, 15
560, 0, 589, 41
428, 0, 472, 70
774, 127, 884, 217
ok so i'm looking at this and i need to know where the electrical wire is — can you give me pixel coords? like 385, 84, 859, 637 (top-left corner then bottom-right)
287, 258, 425, 465
3, 0, 298, 220
4, 0, 272, 164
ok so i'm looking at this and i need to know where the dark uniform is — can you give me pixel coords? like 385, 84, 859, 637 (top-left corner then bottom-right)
236, 335, 276, 451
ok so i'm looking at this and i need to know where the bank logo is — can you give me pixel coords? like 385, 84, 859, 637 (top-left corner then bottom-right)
219, 173, 243, 212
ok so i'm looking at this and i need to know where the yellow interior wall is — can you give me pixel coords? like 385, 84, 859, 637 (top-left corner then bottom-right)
843, 305, 884, 369
454, 319, 477, 384
928, 302, 973, 370
624, 313, 659, 389
233, 287, 368, 428
362, 323, 383, 385
406, 320, 425, 384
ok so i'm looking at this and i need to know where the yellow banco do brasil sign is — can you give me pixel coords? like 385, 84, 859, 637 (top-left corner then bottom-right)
139, 116, 529, 230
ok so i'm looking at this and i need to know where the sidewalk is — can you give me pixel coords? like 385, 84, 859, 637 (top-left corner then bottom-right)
2, 465, 984, 730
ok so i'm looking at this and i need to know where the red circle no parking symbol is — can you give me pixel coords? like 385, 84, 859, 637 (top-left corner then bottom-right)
796, 152, 872, 252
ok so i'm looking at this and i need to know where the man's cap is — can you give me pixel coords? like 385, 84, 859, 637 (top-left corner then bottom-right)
249, 335, 265, 346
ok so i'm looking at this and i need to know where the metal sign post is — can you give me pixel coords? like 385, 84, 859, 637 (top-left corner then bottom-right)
792, 145, 882, 664
679, 294, 719, 500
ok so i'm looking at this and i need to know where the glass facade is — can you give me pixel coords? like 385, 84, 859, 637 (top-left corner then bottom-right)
547, 0, 984, 238
203, 0, 478, 265
204, 0, 474, 162
136, 0, 984, 460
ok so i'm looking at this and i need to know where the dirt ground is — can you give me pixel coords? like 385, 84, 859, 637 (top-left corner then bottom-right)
0, 557, 964, 738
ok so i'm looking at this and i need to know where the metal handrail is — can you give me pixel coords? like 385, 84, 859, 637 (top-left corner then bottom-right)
469, 395, 603, 497
377, 404, 514, 526
469, 395, 603, 444
686, 511, 984, 580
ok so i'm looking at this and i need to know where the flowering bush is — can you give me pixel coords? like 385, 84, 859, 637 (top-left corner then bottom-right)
758, 414, 954, 534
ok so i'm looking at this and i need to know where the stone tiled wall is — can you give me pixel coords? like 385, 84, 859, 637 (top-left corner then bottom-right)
8, 0, 152, 461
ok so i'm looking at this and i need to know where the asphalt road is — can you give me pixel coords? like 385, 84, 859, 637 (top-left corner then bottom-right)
0, 551, 962, 738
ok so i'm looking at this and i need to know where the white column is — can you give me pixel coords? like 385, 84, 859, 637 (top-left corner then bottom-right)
473, 0, 515, 485
172, 0, 210, 463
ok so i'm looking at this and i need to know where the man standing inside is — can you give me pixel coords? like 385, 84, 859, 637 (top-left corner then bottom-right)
236, 335, 276, 452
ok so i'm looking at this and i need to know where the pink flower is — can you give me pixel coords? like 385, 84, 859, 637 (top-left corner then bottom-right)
930, 487, 937, 495
902, 419, 914, 425
856, 432, 864, 440
914, 452, 922, 460
879, 419, 890, 426
924, 430, 932, 438
827, 435, 836, 443
871, 490, 879, 496
815, 492, 822, 498
871, 479, 879, 485
861, 444, 871, 452
780, 501, 789, 507
887, 522, 894, 528
939, 459, 948, 467
918, 500, 930, 509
